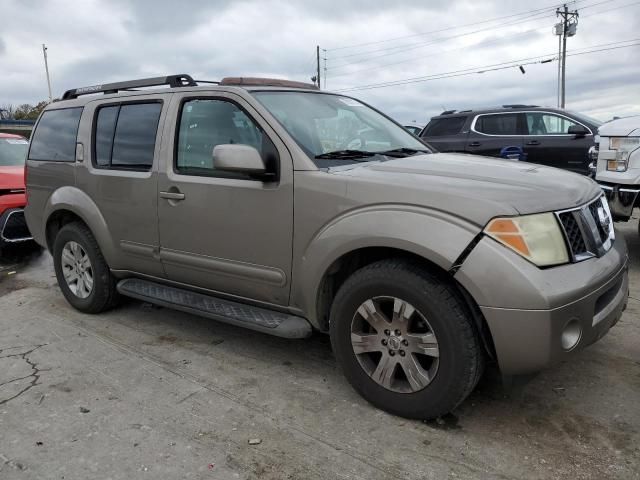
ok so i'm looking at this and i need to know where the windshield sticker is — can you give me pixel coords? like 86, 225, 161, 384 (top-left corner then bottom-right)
5, 139, 29, 144
338, 98, 364, 107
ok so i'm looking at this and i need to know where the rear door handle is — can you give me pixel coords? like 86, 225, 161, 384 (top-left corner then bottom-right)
526, 140, 541, 146
468, 142, 481, 147
159, 191, 186, 201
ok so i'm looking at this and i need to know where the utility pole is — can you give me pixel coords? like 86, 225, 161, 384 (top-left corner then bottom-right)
316, 45, 321, 89
42, 44, 53, 102
555, 5, 578, 108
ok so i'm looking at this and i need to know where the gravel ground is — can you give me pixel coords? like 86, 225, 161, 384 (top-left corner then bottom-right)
0, 220, 638, 480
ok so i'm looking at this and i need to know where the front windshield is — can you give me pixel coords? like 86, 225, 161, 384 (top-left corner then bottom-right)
0, 138, 29, 166
253, 91, 431, 166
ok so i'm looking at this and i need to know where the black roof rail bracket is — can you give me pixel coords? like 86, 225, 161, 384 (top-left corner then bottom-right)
62, 74, 197, 100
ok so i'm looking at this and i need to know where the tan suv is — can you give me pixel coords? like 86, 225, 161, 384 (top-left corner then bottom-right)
25, 75, 629, 419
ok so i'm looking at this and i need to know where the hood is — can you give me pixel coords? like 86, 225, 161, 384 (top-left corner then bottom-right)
0, 166, 26, 191
334, 153, 602, 227
598, 116, 640, 137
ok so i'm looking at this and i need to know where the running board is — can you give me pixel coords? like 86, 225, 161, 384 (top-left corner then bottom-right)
117, 278, 312, 339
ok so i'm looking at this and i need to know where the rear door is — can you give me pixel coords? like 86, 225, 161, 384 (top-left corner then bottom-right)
75, 96, 168, 277
420, 116, 468, 152
522, 111, 593, 174
467, 113, 524, 157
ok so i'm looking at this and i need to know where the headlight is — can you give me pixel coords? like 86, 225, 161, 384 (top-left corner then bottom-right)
607, 137, 640, 172
484, 213, 569, 267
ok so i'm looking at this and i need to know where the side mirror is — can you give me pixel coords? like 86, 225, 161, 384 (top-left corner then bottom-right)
212, 144, 266, 174
568, 125, 589, 137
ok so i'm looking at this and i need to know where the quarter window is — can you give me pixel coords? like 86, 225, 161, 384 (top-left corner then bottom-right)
93, 102, 162, 170
525, 112, 579, 135
176, 99, 274, 177
28, 108, 83, 162
475, 114, 520, 135
422, 117, 466, 137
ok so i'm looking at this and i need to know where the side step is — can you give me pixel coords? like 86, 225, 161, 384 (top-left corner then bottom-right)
117, 278, 312, 339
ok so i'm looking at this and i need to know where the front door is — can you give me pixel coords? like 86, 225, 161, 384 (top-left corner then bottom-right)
522, 111, 592, 174
157, 93, 293, 306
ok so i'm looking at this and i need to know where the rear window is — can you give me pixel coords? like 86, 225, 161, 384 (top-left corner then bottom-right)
28, 108, 83, 162
422, 117, 466, 137
93, 102, 162, 171
0, 138, 29, 166
474, 114, 520, 135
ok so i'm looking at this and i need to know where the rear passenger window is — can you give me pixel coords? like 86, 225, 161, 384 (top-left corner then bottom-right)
475, 114, 520, 135
422, 117, 466, 137
93, 102, 162, 170
28, 108, 83, 162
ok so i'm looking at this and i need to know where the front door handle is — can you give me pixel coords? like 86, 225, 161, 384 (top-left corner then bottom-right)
468, 141, 481, 147
159, 191, 186, 201
526, 140, 541, 146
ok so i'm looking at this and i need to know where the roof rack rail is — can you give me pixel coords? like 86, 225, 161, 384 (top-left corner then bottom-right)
502, 104, 539, 108
62, 74, 197, 100
440, 109, 457, 115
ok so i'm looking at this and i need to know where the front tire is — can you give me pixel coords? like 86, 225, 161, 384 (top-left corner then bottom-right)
52, 222, 119, 313
330, 259, 484, 419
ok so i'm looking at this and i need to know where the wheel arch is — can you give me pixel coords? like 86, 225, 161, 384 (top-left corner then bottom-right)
43, 186, 116, 266
292, 205, 495, 359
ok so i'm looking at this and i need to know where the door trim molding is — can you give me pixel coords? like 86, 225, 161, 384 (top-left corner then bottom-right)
159, 248, 287, 286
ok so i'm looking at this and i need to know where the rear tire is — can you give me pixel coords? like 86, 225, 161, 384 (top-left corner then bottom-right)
330, 259, 484, 419
52, 222, 119, 313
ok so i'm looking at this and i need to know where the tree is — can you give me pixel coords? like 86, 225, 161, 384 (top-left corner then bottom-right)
0, 101, 49, 120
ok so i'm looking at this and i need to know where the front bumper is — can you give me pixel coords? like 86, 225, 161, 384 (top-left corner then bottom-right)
455, 234, 629, 376
598, 183, 640, 219
0, 208, 33, 245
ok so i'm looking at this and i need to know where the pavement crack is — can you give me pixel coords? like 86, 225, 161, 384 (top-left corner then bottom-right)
0, 344, 46, 406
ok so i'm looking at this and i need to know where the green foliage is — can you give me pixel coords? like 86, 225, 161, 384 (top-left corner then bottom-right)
13, 101, 49, 120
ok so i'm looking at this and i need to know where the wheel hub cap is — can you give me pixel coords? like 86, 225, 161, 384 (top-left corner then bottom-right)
350, 296, 439, 393
61, 241, 94, 299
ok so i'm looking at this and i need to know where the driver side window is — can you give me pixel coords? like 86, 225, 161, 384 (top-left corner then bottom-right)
176, 99, 276, 177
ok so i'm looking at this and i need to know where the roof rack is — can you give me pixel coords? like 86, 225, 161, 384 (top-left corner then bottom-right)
62, 74, 197, 100
440, 109, 457, 115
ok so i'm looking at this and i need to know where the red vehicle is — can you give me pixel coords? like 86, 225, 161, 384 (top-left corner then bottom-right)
0, 133, 32, 248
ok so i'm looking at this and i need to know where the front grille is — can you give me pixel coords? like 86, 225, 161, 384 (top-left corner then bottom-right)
558, 212, 587, 255
556, 196, 614, 262
1, 209, 32, 242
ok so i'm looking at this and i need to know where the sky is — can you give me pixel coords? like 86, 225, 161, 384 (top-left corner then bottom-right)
1, 0, 639, 125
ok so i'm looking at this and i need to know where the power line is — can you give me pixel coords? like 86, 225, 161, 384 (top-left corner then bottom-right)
327, 10, 556, 67
334, 40, 639, 92
325, 0, 583, 52
326, 0, 639, 79
326, 0, 617, 65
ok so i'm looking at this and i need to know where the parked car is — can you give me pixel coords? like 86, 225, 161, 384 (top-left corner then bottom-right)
25, 75, 628, 420
593, 116, 640, 226
0, 133, 32, 249
420, 105, 602, 175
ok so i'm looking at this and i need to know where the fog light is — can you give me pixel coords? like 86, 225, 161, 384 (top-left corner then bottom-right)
561, 318, 582, 351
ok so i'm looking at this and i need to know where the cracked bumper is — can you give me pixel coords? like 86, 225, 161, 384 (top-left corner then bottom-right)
455, 234, 629, 376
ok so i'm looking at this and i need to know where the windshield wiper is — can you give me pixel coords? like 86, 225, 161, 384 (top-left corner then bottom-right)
375, 147, 430, 158
315, 150, 377, 160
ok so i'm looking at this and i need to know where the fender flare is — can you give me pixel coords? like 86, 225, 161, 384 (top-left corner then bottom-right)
291, 205, 481, 328
43, 186, 117, 266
